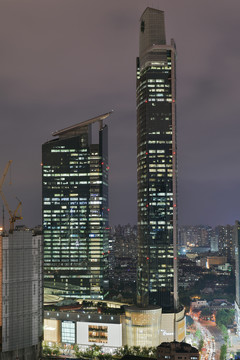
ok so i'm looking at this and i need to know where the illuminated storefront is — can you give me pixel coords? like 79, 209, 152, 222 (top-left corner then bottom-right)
44, 306, 185, 349
124, 306, 185, 347
44, 319, 61, 343
44, 310, 123, 349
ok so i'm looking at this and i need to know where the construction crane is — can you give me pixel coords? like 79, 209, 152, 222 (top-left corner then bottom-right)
0, 160, 23, 233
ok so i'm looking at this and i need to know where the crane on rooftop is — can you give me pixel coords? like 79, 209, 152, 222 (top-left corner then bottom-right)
0, 160, 23, 233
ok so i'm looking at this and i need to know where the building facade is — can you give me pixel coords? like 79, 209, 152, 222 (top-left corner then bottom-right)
178, 225, 212, 248
136, 7, 178, 309
124, 306, 185, 347
235, 220, 240, 335
0, 231, 42, 360
215, 225, 234, 263
42, 112, 112, 299
43, 304, 185, 349
44, 310, 123, 349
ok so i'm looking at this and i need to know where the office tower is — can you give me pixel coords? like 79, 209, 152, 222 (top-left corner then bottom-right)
235, 220, 240, 335
136, 7, 178, 309
42, 112, 111, 299
0, 230, 42, 359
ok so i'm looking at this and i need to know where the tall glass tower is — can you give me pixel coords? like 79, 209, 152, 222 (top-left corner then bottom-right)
137, 8, 178, 310
42, 112, 112, 299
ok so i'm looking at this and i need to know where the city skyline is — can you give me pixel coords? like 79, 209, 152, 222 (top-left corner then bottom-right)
0, 0, 240, 227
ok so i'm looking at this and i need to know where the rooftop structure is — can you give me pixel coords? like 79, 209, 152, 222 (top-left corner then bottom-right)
52, 111, 113, 137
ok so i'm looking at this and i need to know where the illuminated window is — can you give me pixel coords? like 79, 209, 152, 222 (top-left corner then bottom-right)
62, 321, 75, 344
88, 325, 108, 343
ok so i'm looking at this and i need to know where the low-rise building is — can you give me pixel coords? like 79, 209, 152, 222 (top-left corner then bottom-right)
190, 300, 208, 309
157, 341, 199, 360
44, 310, 123, 349
44, 301, 186, 349
206, 256, 227, 269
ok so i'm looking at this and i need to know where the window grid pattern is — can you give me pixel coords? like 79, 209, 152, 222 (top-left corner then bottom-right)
62, 321, 75, 344
137, 47, 177, 309
43, 126, 109, 299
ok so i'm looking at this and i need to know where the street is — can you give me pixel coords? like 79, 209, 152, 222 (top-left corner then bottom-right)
187, 320, 224, 360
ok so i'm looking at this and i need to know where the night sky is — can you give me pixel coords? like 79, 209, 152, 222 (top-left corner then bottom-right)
0, 0, 240, 227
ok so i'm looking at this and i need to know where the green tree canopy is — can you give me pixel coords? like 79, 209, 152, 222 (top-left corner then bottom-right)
216, 309, 234, 327
220, 344, 227, 360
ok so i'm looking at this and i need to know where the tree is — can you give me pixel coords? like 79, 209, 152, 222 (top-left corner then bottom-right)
199, 307, 214, 321
149, 347, 157, 358
201, 308, 212, 316
131, 346, 141, 356
98, 354, 113, 360
198, 339, 204, 351
114, 345, 156, 358
51, 343, 60, 356
83, 344, 103, 358
195, 329, 201, 338
219, 324, 229, 343
52, 347, 60, 356
141, 347, 150, 357
220, 344, 227, 360
216, 309, 234, 328
42, 344, 52, 357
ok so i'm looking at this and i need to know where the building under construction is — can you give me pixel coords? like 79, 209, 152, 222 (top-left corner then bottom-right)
0, 230, 43, 360
0, 162, 42, 360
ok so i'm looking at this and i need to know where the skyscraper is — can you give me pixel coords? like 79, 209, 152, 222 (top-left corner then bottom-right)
234, 220, 240, 335
42, 112, 111, 299
136, 8, 178, 310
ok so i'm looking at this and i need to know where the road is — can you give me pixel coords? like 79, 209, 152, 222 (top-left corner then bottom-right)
186, 315, 230, 360
195, 321, 217, 360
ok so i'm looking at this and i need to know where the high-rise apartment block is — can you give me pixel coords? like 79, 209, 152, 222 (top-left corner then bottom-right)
42, 112, 111, 299
178, 225, 212, 248
215, 225, 234, 262
136, 8, 178, 309
210, 236, 219, 253
0, 231, 42, 360
178, 225, 234, 263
